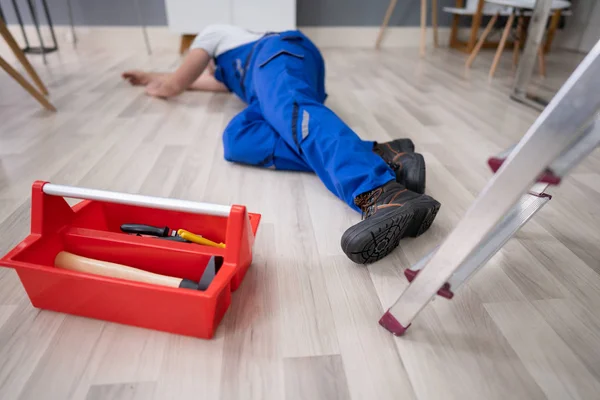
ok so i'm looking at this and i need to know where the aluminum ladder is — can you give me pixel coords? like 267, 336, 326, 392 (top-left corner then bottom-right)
380, 39, 600, 335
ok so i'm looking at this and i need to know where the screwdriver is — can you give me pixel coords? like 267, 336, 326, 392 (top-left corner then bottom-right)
177, 229, 226, 249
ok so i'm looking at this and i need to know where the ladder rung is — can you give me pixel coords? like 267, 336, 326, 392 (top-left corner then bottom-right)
488, 117, 600, 184
488, 157, 561, 185
404, 269, 454, 299
404, 185, 551, 299
550, 117, 600, 177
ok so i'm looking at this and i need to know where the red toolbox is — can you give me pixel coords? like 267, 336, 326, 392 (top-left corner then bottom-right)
0, 181, 261, 339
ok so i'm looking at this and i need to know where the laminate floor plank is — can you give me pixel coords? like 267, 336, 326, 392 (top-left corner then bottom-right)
486, 301, 600, 399
283, 355, 351, 400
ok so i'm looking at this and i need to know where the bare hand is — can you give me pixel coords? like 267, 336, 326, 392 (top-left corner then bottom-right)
122, 70, 152, 86
145, 80, 183, 99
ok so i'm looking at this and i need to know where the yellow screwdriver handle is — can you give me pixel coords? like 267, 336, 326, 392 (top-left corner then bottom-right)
177, 229, 226, 249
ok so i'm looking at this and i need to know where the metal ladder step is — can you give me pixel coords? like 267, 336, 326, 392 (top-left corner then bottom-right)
404, 183, 551, 299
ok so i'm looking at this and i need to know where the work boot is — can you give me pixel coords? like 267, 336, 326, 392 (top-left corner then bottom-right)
374, 138, 415, 154
341, 180, 441, 264
373, 139, 426, 194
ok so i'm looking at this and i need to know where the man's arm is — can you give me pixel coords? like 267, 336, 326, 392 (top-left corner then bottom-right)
146, 48, 212, 98
188, 72, 229, 92
122, 63, 227, 93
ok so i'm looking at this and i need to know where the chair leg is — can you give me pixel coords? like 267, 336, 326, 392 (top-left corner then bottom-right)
133, 0, 152, 55
66, 0, 77, 48
179, 34, 196, 55
375, 0, 398, 49
513, 16, 525, 69
420, 0, 427, 57
538, 46, 546, 77
544, 10, 562, 53
490, 11, 515, 79
467, 0, 486, 52
26, 0, 47, 65
466, 13, 498, 69
0, 18, 49, 95
432, 0, 439, 48
450, 14, 461, 48
0, 55, 56, 111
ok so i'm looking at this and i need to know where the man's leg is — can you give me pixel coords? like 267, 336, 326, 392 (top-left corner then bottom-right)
251, 37, 395, 210
223, 102, 312, 172
251, 34, 440, 264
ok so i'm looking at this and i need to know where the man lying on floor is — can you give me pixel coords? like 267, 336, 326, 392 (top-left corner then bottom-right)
122, 24, 441, 264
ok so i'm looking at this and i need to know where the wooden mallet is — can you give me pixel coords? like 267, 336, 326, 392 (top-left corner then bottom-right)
54, 251, 221, 291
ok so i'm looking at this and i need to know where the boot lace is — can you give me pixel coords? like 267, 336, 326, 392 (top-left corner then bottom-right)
354, 188, 382, 220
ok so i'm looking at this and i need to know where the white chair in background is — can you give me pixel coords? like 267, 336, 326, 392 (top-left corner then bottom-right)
375, 0, 511, 56
444, 0, 512, 53
443, 0, 511, 17
466, 0, 572, 79
375, 0, 570, 60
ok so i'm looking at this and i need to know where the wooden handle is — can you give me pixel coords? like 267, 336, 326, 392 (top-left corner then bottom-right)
54, 251, 183, 288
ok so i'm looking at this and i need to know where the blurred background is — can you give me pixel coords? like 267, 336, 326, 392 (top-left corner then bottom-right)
0, 0, 597, 52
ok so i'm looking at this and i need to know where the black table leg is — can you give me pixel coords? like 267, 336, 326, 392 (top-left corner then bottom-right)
41, 0, 58, 50
27, 0, 47, 64
11, 0, 31, 49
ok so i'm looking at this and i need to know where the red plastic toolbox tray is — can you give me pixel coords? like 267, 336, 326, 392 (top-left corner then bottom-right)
0, 181, 261, 339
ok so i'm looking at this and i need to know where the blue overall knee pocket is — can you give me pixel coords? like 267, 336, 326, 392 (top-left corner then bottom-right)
222, 105, 277, 168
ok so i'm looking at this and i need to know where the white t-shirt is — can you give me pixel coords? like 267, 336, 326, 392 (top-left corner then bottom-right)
190, 24, 264, 58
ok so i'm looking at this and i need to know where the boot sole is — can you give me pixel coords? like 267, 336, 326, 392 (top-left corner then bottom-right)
341, 207, 415, 264
404, 195, 441, 237
341, 195, 441, 264
401, 153, 426, 195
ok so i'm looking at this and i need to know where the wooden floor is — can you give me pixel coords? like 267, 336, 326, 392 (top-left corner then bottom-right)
1, 39, 599, 400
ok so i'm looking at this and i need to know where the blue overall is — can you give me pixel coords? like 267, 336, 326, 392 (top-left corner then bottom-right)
214, 31, 394, 210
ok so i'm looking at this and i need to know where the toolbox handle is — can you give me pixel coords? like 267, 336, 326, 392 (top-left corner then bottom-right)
42, 183, 232, 217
